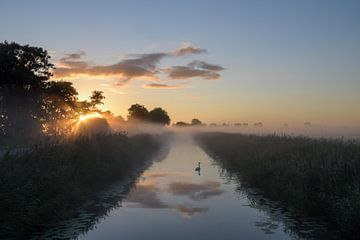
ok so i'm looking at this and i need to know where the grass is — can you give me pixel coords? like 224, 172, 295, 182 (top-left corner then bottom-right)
196, 132, 360, 239
0, 133, 164, 239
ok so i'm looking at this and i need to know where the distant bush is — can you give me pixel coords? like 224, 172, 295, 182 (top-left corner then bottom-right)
196, 132, 360, 239
76, 117, 112, 135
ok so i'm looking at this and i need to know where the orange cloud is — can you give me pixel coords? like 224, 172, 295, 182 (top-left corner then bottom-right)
142, 83, 190, 89
166, 180, 224, 200
174, 205, 208, 217
52, 43, 223, 88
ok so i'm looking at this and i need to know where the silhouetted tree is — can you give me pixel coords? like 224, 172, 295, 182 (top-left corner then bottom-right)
148, 107, 170, 125
90, 90, 105, 111
191, 118, 203, 126
41, 81, 78, 135
0, 41, 118, 139
127, 103, 149, 121
114, 115, 125, 122
175, 121, 189, 127
0, 41, 54, 137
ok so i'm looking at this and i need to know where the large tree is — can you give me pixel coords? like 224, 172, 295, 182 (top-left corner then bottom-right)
41, 81, 79, 135
148, 107, 170, 125
0, 41, 54, 137
127, 103, 149, 121
0, 41, 114, 139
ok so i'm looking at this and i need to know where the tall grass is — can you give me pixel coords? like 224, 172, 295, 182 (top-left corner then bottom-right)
196, 132, 360, 238
0, 133, 163, 239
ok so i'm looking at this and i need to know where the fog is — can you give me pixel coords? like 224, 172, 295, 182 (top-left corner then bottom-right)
104, 118, 360, 140
171, 124, 360, 139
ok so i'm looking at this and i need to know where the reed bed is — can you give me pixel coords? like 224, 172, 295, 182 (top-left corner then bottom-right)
0, 133, 163, 239
196, 132, 360, 238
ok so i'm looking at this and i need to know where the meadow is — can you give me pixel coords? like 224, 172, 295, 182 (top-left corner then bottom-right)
196, 132, 360, 239
0, 133, 164, 239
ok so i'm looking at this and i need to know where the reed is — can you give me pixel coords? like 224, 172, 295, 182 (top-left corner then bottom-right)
196, 132, 360, 238
0, 133, 163, 238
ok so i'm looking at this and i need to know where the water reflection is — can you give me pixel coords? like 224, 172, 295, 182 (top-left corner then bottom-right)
31, 178, 135, 239
36, 134, 334, 239
31, 136, 172, 239
126, 183, 167, 208
195, 162, 201, 175
166, 181, 224, 200
217, 166, 338, 239
124, 179, 215, 217
78, 134, 293, 240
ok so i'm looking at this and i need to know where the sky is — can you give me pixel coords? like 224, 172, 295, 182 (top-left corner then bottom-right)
1, 0, 359, 127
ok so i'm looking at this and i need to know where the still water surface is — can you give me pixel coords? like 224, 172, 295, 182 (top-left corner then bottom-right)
80, 134, 295, 240
39, 133, 329, 239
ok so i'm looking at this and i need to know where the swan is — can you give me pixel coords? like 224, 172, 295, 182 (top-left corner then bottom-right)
195, 162, 201, 172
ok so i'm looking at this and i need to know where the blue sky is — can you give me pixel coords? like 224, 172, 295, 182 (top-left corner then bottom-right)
1, 0, 359, 126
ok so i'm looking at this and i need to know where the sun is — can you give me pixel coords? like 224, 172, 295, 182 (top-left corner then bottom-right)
79, 112, 103, 122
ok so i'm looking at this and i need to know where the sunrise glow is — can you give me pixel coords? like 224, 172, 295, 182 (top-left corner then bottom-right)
79, 112, 103, 122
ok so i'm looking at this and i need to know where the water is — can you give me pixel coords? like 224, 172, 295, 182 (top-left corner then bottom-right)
39, 133, 330, 239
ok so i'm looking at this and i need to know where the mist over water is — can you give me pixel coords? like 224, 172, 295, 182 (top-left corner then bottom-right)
120, 123, 360, 140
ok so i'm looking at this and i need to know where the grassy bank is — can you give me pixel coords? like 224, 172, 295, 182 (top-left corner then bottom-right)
196, 132, 360, 238
0, 133, 163, 239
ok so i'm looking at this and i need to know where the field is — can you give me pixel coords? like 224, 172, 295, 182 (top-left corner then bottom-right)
196, 132, 360, 238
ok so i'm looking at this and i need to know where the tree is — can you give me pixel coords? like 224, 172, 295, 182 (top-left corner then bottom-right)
175, 121, 189, 127
0, 41, 54, 137
148, 107, 170, 125
90, 90, 105, 111
191, 118, 203, 126
41, 81, 79, 135
127, 104, 149, 121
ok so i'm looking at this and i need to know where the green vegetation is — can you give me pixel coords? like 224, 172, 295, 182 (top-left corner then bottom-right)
196, 132, 360, 238
0, 133, 163, 239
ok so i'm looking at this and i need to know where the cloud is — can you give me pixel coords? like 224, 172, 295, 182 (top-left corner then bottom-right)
165, 66, 221, 80
52, 43, 223, 87
58, 50, 88, 69
60, 50, 86, 61
174, 43, 207, 56
188, 60, 224, 71
144, 172, 170, 178
125, 184, 168, 208
165, 60, 224, 80
174, 205, 208, 217
166, 181, 224, 200
142, 83, 190, 89
54, 52, 164, 85
124, 182, 208, 218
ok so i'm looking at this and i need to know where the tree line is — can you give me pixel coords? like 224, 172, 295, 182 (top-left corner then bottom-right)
0, 41, 170, 142
0, 41, 107, 139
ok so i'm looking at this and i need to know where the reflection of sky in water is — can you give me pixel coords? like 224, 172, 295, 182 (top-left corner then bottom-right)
80, 134, 292, 240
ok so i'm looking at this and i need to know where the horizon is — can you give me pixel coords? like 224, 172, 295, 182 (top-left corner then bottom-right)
1, 0, 359, 130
